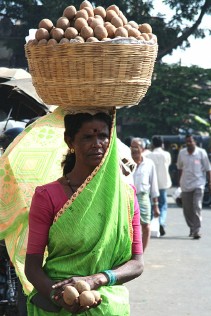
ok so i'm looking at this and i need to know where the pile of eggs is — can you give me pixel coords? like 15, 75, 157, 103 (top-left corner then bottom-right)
63, 280, 101, 307
28, 0, 157, 45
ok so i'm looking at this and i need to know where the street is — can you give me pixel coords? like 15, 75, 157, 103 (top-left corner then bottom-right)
127, 190, 211, 316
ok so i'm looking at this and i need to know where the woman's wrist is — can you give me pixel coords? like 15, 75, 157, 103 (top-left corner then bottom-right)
101, 270, 117, 286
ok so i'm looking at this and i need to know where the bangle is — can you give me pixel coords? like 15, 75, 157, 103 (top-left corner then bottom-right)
102, 270, 117, 286
50, 289, 61, 306
153, 201, 158, 205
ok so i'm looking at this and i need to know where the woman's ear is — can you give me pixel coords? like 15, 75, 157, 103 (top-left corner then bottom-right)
64, 135, 72, 148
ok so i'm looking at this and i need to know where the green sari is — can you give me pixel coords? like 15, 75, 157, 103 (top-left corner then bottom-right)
27, 112, 135, 315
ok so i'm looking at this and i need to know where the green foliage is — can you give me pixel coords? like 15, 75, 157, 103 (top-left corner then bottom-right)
117, 64, 211, 139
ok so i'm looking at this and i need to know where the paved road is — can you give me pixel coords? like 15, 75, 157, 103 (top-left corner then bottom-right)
126, 190, 211, 316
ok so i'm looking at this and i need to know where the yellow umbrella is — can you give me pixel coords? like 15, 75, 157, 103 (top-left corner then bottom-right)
0, 107, 68, 294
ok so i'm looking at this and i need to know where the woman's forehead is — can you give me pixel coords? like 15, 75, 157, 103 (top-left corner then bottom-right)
80, 120, 109, 132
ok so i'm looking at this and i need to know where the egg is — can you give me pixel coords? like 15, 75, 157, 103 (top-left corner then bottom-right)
26, 39, 34, 46
94, 25, 108, 40
105, 10, 117, 22
139, 23, 152, 33
80, 0, 93, 10
94, 15, 104, 22
90, 18, 103, 30
94, 6, 106, 19
86, 36, 99, 42
128, 28, 141, 37
30, 39, 38, 45
47, 38, 58, 45
124, 24, 132, 31
128, 21, 139, 29
105, 24, 116, 38
79, 291, 95, 307
63, 5, 77, 20
59, 38, 70, 44
141, 32, 150, 41
35, 28, 50, 41
56, 17, 70, 30
80, 25, 94, 40
63, 286, 79, 305
38, 19, 53, 31
115, 26, 128, 38
38, 39, 48, 45
106, 5, 120, 16
136, 35, 145, 41
83, 6, 94, 17
87, 17, 95, 26
51, 27, 64, 41
118, 11, 128, 25
91, 290, 101, 302
75, 9, 89, 20
74, 18, 88, 31
75, 35, 85, 42
75, 280, 91, 294
111, 16, 123, 28
64, 27, 78, 39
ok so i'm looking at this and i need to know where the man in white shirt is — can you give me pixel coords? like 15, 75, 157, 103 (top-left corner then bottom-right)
177, 134, 211, 239
131, 137, 160, 251
147, 136, 172, 236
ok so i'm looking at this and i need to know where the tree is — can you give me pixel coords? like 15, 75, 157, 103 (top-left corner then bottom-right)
116, 64, 211, 140
0, 0, 210, 67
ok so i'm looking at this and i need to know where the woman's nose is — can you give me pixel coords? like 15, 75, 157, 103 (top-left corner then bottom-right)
92, 137, 102, 147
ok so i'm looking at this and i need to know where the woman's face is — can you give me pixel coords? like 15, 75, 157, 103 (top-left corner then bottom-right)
67, 119, 110, 170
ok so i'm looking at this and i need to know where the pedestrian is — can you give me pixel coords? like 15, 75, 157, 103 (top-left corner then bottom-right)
131, 137, 160, 251
147, 136, 172, 236
25, 109, 144, 315
177, 134, 211, 239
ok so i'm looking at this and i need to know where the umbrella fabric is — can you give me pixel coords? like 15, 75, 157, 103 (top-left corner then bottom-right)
0, 107, 68, 294
0, 67, 31, 81
0, 78, 51, 121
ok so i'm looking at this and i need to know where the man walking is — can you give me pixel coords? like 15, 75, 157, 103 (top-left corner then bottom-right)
148, 136, 172, 236
131, 137, 160, 251
177, 134, 211, 239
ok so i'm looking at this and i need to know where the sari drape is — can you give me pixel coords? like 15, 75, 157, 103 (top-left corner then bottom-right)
27, 111, 135, 315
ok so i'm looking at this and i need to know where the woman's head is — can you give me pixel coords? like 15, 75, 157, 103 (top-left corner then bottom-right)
62, 112, 112, 175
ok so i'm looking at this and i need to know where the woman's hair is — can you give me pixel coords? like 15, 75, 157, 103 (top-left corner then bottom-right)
62, 112, 112, 175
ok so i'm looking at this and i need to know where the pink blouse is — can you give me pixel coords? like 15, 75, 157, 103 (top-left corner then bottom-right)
27, 181, 143, 255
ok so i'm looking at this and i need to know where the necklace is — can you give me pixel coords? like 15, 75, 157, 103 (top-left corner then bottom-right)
65, 175, 77, 193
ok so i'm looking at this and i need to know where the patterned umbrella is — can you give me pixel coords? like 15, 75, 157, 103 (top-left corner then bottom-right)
0, 107, 67, 294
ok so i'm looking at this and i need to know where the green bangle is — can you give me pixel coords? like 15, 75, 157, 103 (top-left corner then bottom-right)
102, 270, 117, 286
50, 289, 60, 306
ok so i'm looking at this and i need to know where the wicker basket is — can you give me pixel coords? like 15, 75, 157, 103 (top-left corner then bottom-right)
25, 42, 158, 108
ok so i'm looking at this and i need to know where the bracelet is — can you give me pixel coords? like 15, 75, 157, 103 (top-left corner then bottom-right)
102, 270, 117, 286
50, 289, 61, 306
153, 201, 159, 205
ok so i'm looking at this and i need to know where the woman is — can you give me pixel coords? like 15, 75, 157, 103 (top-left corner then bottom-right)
25, 109, 144, 315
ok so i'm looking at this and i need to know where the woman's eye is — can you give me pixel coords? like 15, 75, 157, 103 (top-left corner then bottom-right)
99, 134, 109, 140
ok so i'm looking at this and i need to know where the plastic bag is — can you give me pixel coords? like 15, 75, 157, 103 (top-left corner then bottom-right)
150, 217, 160, 238
172, 187, 182, 207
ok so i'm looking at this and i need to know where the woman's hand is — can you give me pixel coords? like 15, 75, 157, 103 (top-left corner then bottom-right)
52, 273, 107, 291
52, 277, 103, 314
55, 295, 101, 314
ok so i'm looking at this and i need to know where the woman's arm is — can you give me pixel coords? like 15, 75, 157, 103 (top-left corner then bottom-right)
53, 254, 144, 291
25, 253, 54, 299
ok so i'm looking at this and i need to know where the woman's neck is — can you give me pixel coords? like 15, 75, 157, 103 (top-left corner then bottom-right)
66, 166, 93, 185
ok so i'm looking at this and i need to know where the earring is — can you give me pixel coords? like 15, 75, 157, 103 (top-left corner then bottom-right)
70, 148, 75, 154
